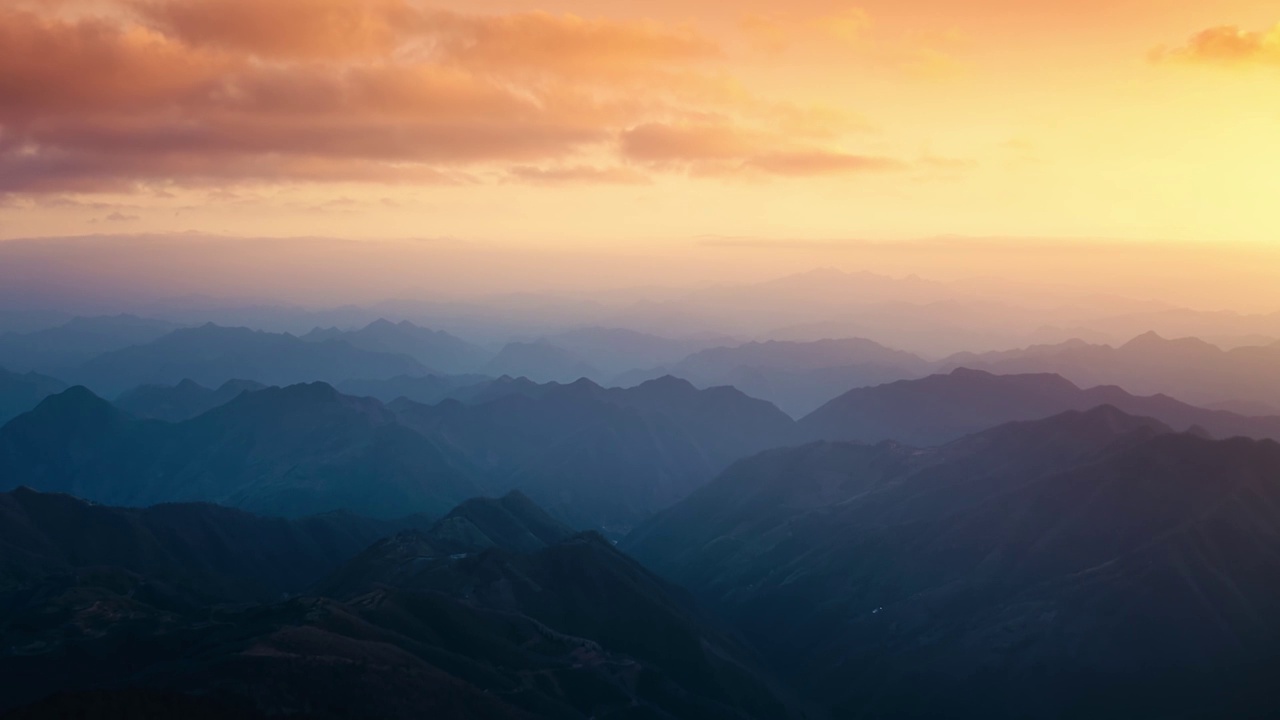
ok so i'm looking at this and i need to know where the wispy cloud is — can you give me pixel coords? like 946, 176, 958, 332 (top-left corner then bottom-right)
1153, 22, 1280, 66
0, 1, 880, 196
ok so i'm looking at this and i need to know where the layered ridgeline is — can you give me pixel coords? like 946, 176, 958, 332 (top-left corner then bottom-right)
66, 323, 430, 397
301, 319, 491, 375
0, 367, 66, 424
0, 314, 178, 373
0, 377, 794, 533
942, 332, 1280, 412
1, 490, 790, 720
115, 378, 266, 422
0, 383, 479, 520
616, 338, 933, 418
0, 487, 424, 605
483, 339, 602, 384
799, 367, 1280, 446
614, 332, 1280, 420
389, 375, 794, 532
624, 407, 1280, 717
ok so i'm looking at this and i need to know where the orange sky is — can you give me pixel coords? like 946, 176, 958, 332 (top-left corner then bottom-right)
0, 0, 1277, 255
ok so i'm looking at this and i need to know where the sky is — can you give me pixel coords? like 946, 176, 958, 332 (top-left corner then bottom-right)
0, 0, 1278, 307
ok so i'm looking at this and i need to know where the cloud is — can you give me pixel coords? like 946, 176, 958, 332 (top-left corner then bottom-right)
0, 1, 878, 196
129, 0, 415, 59
619, 122, 907, 177
507, 165, 651, 186
739, 5, 869, 53
1154, 23, 1280, 66
746, 151, 906, 176
620, 123, 762, 163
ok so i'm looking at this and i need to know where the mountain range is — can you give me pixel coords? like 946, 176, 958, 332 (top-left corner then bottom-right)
618, 338, 933, 417
389, 376, 795, 533
0, 486, 423, 605
0, 315, 179, 374
115, 378, 267, 422
0, 383, 481, 519
943, 331, 1280, 411
0, 490, 790, 720
302, 319, 491, 374
624, 407, 1280, 717
337, 373, 494, 405
1, 377, 794, 534
483, 340, 601, 384
66, 324, 430, 397
0, 367, 66, 425
799, 367, 1280, 446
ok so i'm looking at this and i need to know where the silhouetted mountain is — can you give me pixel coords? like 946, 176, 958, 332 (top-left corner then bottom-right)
430, 491, 577, 553
318, 491, 576, 597
314, 521, 790, 718
483, 340, 599, 383
0, 487, 418, 605
0, 315, 178, 373
945, 331, 1280, 409
625, 408, 1280, 717
0, 367, 66, 424
619, 338, 931, 417
799, 367, 1280, 446
68, 324, 429, 396
392, 377, 794, 534
337, 373, 493, 405
303, 319, 490, 374
1, 493, 790, 720
0, 384, 481, 519
115, 378, 266, 422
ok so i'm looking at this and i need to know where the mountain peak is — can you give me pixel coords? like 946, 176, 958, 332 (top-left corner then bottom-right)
995, 404, 1174, 445
948, 366, 995, 379
637, 375, 697, 394
1120, 331, 1219, 353
434, 491, 575, 554
11, 386, 124, 434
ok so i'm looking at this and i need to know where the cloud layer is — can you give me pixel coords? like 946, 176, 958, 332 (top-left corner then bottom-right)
0, 1, 892, 195
1156, 23, 1280, 66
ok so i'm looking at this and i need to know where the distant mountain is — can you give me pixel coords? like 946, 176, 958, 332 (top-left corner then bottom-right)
0, 314, 178, 373
799, 367, 1280, 446
302, 319, 490, 374
68, 323, 429, 396
621, 338, 932, 417
0, 367, 66, 424
1, 378, 792, 534
0, 384, 481, 519
1, 492, 790, 720
115, 378, 266, 422
625, 408, 1280, 717
943, 331, 1280, 409
541, 326, 728, 377
337, 373, 492, 405
0, 487, 418, 605
392, 376, 795, 534
483, 340, 599, 383
1205, 398, 1280, 416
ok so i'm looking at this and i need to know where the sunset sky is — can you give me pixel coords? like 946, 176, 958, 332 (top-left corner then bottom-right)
1, 0, 1277, 266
